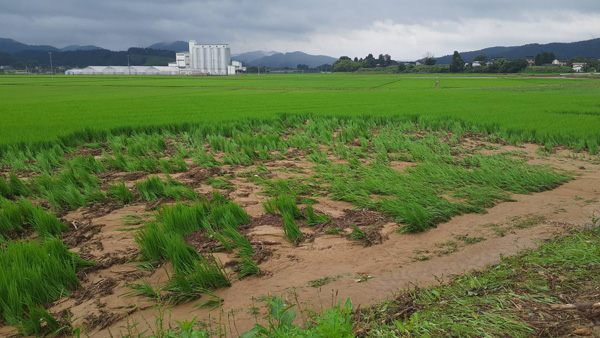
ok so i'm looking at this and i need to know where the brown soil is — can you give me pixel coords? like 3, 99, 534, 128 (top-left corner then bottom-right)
2, 139, 599, 337
85, 145, 600, 337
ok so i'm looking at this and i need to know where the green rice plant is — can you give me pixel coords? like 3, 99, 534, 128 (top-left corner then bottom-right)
135, 176, 197, 201
135, 221, 170, 261
0, 199, 67, 238
237, 256, 260, 279
165, 255, 230, 302
0, 198, 24, 234
262, 199, 277, 214
164, 273, 207, 305
223, 225, 254, 257
123, 279, 162, 301
34, 167, 105, 210
587, 139, 599, 155
0, 176, 12, 198
192, 149, 221, 168
133, 156, 159, 173
163, 235, 201, 275
305, 204, 330, 226
126, 133, 168, 157
8, 173, 30, 197
29, 206, 68, 238
282, 213, 303, 244
193, 290, 222, 310
204, 194, 250, 229
0, 237, 94, 327
348, 224, 366, 241
222, 152, 253, 166
18, 304, 65, 336
259, 178, 318, 198
159, 159, 175, 174
210, 229, 233, 253
64, 154, 105, 174
263, 195, 303, 218
108, 179, 135, 204
171, 154, 189, 173
207, 177, 235, 189
156, 203, 206, 235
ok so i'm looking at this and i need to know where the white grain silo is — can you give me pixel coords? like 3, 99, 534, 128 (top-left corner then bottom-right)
188, 40, 231, 75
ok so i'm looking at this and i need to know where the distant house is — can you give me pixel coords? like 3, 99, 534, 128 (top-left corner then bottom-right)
415, 61, 423, 66
490, 57, 505, 62
472, 61, 482, 67
525, 56, 535, 66
572, 62, 587, 72
552, 59, 567, 66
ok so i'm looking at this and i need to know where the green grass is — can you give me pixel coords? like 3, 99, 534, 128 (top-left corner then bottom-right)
262, 194, 303, 218
133, 194, 257, 304
282, 213, 303, 244
135, 176, 197, 201
357, 226, 600, 337
0, 238, 94, 332
0, 74, 599, 154
0, 199, 68, 239
108, 179, 135, 204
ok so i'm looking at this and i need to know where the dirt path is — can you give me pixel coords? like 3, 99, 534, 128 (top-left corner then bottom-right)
72, 148, 600, 338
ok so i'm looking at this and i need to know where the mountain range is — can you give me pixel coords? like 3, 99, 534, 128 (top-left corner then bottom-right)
0, 38, 104, 53
436, 38, 600, 64
2, 37, 599, 69
233, 51, 336, 68
145, 41, 336, 68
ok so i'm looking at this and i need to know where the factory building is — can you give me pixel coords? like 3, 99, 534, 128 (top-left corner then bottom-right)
66, 40, 245, 76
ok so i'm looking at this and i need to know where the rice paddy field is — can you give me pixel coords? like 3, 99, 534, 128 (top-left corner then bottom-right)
0, 74, 599, 337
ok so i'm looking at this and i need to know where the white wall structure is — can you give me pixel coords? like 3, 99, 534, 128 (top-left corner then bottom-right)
66, 40, 245, 76
66, 65, 180, 75
187, 41, 231, 75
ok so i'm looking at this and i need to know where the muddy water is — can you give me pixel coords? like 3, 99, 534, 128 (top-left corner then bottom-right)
33, 145, 600, 337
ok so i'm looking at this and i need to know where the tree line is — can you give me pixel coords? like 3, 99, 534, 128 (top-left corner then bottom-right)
0, 48, 176, 70
332, 50, 598, 74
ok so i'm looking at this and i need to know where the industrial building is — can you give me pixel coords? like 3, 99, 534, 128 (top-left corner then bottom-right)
66, 41, 245, 76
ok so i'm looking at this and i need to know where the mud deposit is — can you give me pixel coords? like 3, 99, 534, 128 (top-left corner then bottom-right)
2, 130, 599, 337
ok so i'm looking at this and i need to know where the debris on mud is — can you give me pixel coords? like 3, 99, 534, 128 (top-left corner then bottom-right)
70, 278, 119, 305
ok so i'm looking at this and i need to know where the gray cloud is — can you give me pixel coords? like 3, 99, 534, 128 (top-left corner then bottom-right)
2, 0, 600, 59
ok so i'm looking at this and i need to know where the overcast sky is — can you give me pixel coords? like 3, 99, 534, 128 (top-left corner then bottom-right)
2, 1, 600, 59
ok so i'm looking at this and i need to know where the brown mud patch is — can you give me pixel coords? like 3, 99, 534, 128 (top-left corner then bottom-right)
3, 138, 599, 337
85, 144, 599, 337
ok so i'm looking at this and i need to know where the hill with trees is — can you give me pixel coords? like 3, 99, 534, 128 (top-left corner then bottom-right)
436, 38, 600, 64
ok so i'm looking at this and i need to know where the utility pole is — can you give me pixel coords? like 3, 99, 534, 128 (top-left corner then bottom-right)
127, 55, 131, 79
48, 52, 54, 79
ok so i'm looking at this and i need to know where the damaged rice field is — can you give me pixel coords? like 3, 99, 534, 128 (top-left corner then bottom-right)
1, 112, 599, 337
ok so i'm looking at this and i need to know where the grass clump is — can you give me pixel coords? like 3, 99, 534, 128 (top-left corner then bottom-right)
282, 213, 303, 244
348, 224, 366, 242
356, 226, 600, 337
34, 167, 105, 210
108, 179, 135, 204
262, 194, 303, 218
135, 176, 197, 201
304, 204, 330, 225
133, 194, 257, 303
207, 177, 235, 190
155, 203, 206, 235
236, 256, 260, 279
0, 238, 94, 331
0, 199, 67, 239
123, 279, 162, 301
